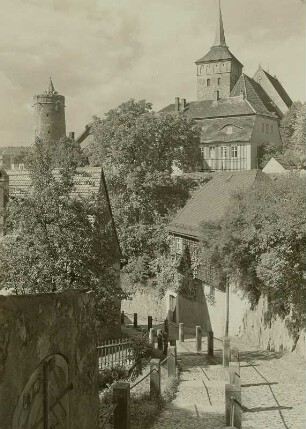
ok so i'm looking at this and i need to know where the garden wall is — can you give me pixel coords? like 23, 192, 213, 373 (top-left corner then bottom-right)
121, 288, 167, 323
239, 295, 306, 357
0, 290, 99, 429
203, 283, 250, 338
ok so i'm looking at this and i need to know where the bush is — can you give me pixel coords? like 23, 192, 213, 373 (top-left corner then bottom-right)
128, 332, 164, 380
98, 365, 129, 390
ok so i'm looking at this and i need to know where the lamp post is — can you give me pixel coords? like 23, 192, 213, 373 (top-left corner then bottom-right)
224, 276, 230, 337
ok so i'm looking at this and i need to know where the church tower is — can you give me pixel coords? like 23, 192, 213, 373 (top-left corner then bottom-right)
33, 78, 66, 143
195, 0, 243, 101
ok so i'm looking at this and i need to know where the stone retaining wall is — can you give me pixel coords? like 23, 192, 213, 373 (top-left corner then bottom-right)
239, 295, 305, 357
0, 290, 99, 429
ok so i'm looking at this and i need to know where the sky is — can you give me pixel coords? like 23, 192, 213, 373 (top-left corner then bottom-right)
0, 0, 305, 147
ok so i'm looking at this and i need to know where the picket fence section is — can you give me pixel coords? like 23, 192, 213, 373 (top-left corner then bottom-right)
97, 339, 133, 370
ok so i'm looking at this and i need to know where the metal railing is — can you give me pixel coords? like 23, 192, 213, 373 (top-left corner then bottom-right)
97, 338, 133, 370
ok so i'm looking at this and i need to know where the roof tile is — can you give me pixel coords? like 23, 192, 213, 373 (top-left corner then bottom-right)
168, 170, 271, 239
195, 46, 243, 67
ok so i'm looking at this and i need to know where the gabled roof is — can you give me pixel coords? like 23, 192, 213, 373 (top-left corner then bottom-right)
262, 156, 299, 173
200, 116, 256, 144
252, 67, 292, 117
0, 146, 30, 157
168, 170, 271, 239
261, 69, 292, 108
195, 46, 243, 67
160, 96, 256, 119
7, 167, 103, 198
7, 167, 121, 255
230, 74, 277, 118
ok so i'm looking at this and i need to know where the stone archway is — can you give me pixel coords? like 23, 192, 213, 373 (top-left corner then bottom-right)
12, 354, 72, 429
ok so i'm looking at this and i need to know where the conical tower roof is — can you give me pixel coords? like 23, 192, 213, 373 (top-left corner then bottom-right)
48, 77, 55, 94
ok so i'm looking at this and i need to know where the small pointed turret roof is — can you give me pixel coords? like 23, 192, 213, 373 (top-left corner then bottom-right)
214, 0, 226, 47
48, 77, 55, 94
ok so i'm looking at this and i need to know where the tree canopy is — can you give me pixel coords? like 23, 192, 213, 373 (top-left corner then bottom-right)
199, 174, 306, 334
0, 139, 123, 325
258, 102, 306, 169
86, 99, 206, 288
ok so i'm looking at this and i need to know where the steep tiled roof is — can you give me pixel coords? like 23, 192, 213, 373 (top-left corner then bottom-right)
0, 146, 30, 157
199, 116, 256, 143
168, 170, 271, 239
230, 74, 277, 118
7, 166, 122, 255
7, 167, 102, 198
262, 69, 292, 108
195, 46, 243, 67
160, 96, 256, 119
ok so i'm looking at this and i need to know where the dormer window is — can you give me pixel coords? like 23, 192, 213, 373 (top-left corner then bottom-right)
226, 126, 233, 134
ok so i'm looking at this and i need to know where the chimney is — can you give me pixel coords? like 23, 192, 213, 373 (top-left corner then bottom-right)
0, 170, 9, 237
175, 97, 180, 112
181, 98, 186, 110
214, 90, 220, 101
69, 131, 75, 140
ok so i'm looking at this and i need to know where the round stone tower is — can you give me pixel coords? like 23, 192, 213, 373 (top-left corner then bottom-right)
33, 78, 66, 143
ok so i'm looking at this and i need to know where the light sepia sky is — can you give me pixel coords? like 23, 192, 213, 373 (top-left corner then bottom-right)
0, 0, 305, 147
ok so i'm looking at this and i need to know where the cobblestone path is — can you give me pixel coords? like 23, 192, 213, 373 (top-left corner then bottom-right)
150, 339, 226, 429
231, 338, 306, 429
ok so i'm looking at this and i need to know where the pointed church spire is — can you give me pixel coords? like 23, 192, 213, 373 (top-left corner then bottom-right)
213, 0, 227, 47
48, 77, 55, 94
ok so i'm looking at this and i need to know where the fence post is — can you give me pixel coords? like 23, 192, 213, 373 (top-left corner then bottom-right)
196, 325, 202, 352
179, 323, 184, 342
113, 382, 130, 429
149, 328, 155, 345
163, 331, 168, 355
169, 338, 176, 347
223, 337, 231, 367
150, 359, 161, 397
228, 362, 241, 387
208, 331, 214, 357
164, 318, 169, 334
148, 316, 152, 331
133, 313, 137, 328
225, 384, 241, 429
231, 347, 239, 362
121, 311, 125, 325
157, 329, 163, 350
167, 346, 176, 377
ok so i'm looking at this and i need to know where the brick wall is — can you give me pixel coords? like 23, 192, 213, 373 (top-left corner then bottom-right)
33, 94, 66, 143
197, 60, 242, 101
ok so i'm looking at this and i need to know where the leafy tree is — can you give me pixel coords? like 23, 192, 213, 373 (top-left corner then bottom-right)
257, 102, 306, 170
257, 142, 282, 169
199, 174, 306, 334
282, 103, 306, 168
280, 101, 303, 149
45, 136, 89, 168
0, 139, 123, 325
86, 99, 204, 288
